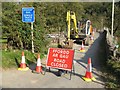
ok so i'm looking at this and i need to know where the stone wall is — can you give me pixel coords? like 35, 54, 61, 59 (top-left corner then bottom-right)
105, 28, 120, 60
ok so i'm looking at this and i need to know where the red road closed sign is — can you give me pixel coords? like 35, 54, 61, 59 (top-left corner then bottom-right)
46, 48, 74, 71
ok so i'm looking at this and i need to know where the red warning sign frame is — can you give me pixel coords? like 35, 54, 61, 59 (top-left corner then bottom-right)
46, 48, 74, 71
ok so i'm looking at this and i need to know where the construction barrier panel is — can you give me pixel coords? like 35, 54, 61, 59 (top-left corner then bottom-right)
46, 48, 74, 71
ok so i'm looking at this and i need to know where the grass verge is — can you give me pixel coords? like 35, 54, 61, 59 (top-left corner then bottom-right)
2, 50, 45, 69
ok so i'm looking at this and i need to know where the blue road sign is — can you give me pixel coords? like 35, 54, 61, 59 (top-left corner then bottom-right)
22, 7, 35, 22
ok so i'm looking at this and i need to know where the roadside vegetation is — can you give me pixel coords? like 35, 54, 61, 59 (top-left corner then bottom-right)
2, 50, 34, 69
104, 2, 120, 87
106, 60, 120, 88
101, 57, 120, 88
104, 39, 120, 89
97, 31, 120, 89
2, 2, 120, 52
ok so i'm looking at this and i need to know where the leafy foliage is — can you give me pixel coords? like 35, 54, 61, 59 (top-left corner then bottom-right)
103, 59, 120, 88
2, 2, 49, 53
2, 2, 120, 53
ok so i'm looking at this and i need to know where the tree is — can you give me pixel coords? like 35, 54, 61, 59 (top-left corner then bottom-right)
82, 2, 110, 29
2, 2, 25, 49
102, 1, 120, 36
113, 2, 120, 36
2, 2, 49, 53
2, 2, 120, 53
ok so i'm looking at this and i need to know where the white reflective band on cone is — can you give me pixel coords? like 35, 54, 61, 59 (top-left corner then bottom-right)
87, 64, 92, 72
21, 56, 25, 63
37, 58, 41, 66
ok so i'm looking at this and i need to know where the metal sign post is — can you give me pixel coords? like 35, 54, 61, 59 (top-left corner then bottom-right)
22, 7, 35, 53
112, 0, 114, 38
112, 0, 115, 45
31, 22, 34, 53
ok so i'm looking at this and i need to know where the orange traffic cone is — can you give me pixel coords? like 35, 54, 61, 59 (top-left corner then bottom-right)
91, 31, 95, 40
90, 35, 94, 43
80, 41, 85, 52
18, 51, 29, 71
82, 58, 96, 82
33, 54, 43, 74
92, 30, 95, 36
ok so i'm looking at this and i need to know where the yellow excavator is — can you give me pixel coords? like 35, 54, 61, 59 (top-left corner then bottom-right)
59, 11, 93, 49
65, 11, 93, 47
66, 11, 79, 40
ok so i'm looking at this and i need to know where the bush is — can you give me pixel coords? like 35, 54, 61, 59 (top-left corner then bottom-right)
105, 59, 120, 88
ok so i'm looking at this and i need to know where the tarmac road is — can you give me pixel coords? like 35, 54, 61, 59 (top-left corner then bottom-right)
2, 32, 106, 88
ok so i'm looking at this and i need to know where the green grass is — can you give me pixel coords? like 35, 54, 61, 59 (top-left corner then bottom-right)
0, 39, 7, 43
2, 50, 45, 69
0, 37, 7, 43
102, 59, 120, 89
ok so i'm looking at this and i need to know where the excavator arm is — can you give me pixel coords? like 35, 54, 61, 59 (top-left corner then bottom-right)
66, 11, 71, 40
64, 11, 93, 48
66, 11, 79, 40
